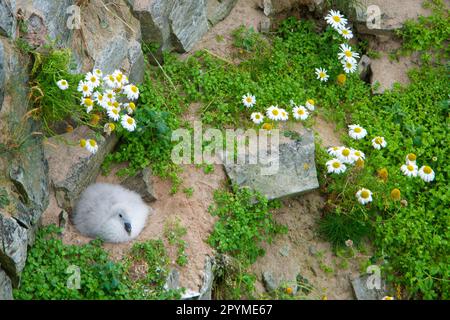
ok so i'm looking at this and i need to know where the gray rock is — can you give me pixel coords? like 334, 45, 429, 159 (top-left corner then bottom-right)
169, 0, 209, 52
58, 209, 69, 230
0, 0, 16, 38
164, 268, 180, 291
223, 130, 319, 201
44, 126, 118, 211
279, 244, 290, 257
0, 267, 13, 300
354, 0, 431, 37
358, 54, 371, 82
9, 129, 49, 228
121, 167, 156, 203
351, 274, 390, 300
259, 0, 324, 16
131, 0, 174, 51
198, 256, 214, 300
207, 0, 238, 25
0, 214, 28, 287
180, 256, 214, 300
262, 270, 278, 292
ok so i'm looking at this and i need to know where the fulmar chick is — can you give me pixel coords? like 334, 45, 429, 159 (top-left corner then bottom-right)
73, 183, 150, 243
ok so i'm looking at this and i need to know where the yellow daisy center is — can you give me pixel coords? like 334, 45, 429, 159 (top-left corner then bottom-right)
342, 148, 350, 157
346, 62, 352, 68
84, 98, 93, 106
320, 72, 326, 78
423, 166, 432, 174
342, 29, 349, 35
61, 80, 67, 85
307, 99, 315, 105
262, 123, 273, 131
79, 139, 86, 148
112, 109, 118, 115
83, 85, 89, 92
297, 109, 305, 115
109, 75, 115, 82
345, 51, 352, 57
246, 97, 253, 103
255, 114, 260, 119
89, 140, 96, 147
127, 118, 134, 125
355, 151, 361, 157
90, 76, 96, 82
407, 153, 416, 161
375, 137, 383, 144
116, 74, 123, 82
272, 109, 279, 116
354, 127, 362, 133
131, 86, 138, 93
407, 165, 414, 171
361, 190, 370, 199
332, 161, 341, 169
113, 101, 120, 108
333, 16, 341, 22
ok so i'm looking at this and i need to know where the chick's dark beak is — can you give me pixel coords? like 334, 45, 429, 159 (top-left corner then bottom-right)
124, 222, 132, 235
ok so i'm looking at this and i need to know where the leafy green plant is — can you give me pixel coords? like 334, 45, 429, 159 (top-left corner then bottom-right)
208, 186, 286, 267
164, 219, 188, 267
29, 49, 84, 133
14, 226, 182, 299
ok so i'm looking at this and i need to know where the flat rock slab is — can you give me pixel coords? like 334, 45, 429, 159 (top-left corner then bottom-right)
223, 129, 319, 201
355, 0, 431, 37
0, 268, 13, 300
44, 126, 118, 211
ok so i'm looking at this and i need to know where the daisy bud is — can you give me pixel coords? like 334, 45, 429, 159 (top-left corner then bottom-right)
390, 188, 401, 201
337, 73, 347, 85
400, 199, 408, 207
90, 114, 101, 125
66, 125, 74, 133
377, 168, 388, 181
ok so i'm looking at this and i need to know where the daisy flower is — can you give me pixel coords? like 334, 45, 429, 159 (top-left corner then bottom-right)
105, 100, 115, 110
338, 44, 360, 63
104, 89, 116, 102
85, 139, 98, 154
250, 112, 264, 124
418, 166, 435, 182
356, 188, 373, 205
107, 107, 120, 121
77, 80, 92, 97
327, 146, 342, 157
372, 136, 387, 150
79, 139, 87, 148
337, 26, 353, 39
93, 68, 103, 78
56, 79, 69, 90
124, 102, 136, 115
267, 105, 282, 121
81, 97, 94, 113
242, 93, 256, 108
326, 158, 346, 174
279, 108, 289, 121
337, 147, 354, 164
315, 68, 329, 82
405, 153, 417, 165
104, 74, 119, 89
400, 163, 418, 177
113, 70, 128, 86
292, 106, 309, 120
124, 84, 139, 100
348, 124, 367, 140
325, 10, 347, 30
121, 114, 137, 132
93, 92, 105, 107
305, 99, 315, 111
351, 149, 365, 161
104, 123, 115, 136
342, 59, 357, 74
85, 72, 100, 89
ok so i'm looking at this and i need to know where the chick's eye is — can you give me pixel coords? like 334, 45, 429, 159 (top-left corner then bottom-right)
119, 214, 123, 218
